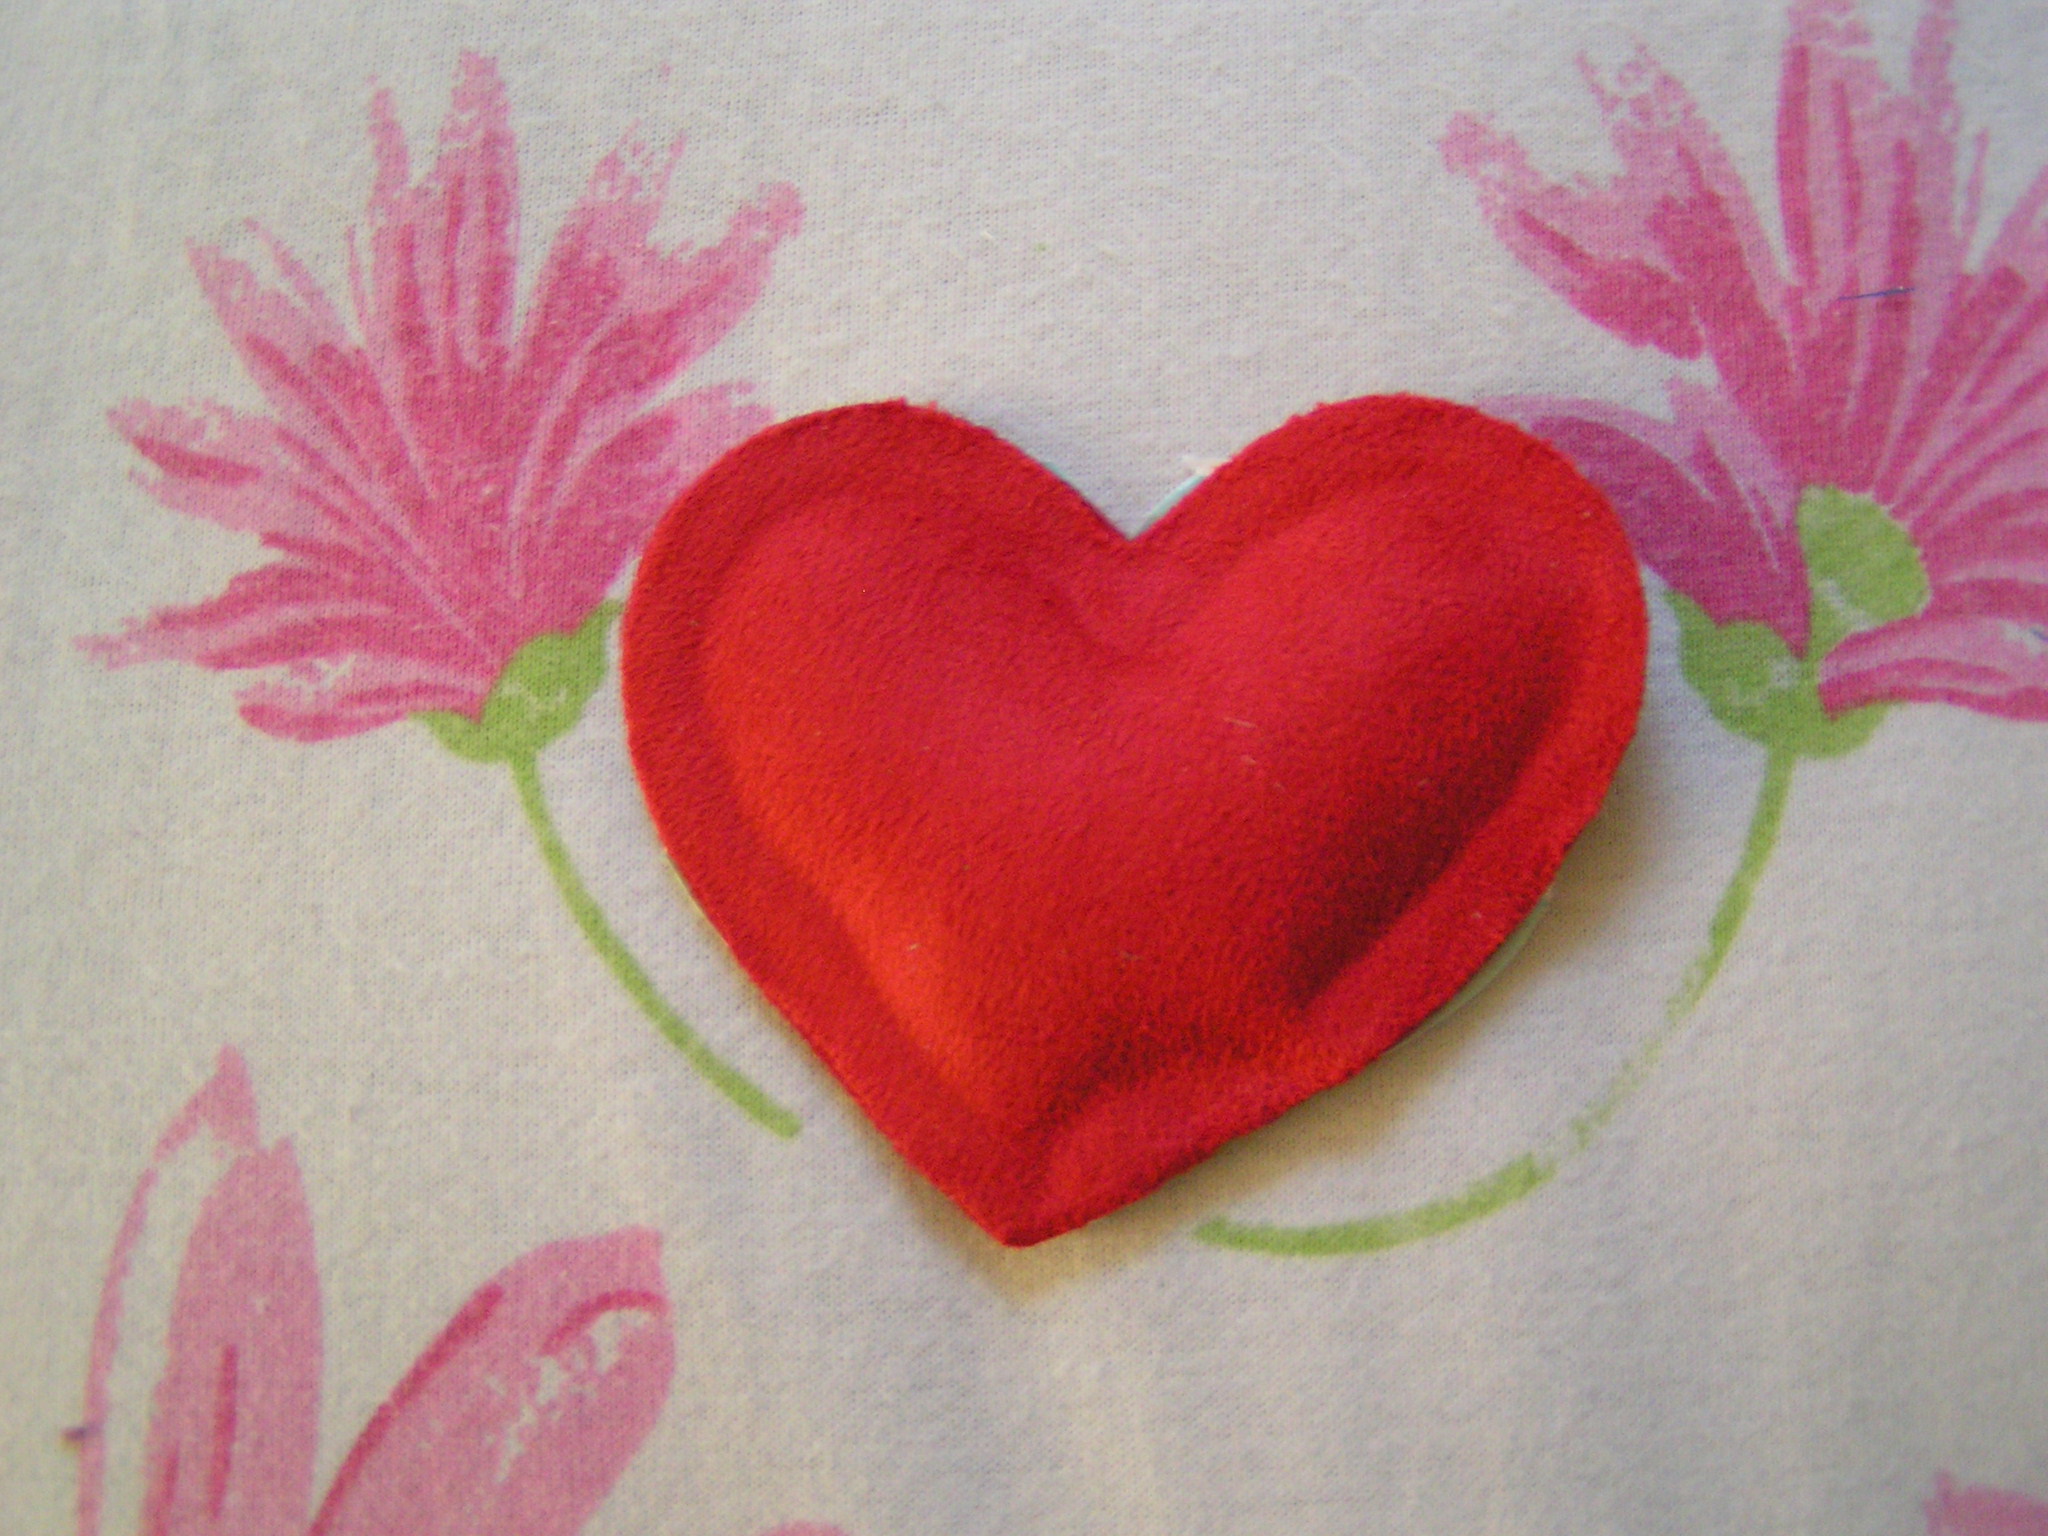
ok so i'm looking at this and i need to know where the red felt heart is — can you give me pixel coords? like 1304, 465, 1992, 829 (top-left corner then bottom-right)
622, 397, 1645, 1244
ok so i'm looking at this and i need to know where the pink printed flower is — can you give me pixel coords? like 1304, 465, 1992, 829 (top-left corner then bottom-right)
1445, 0, 2048, 726
84, 53, 799, 742
1442, 0, 2048, 1027
74, 1049, 676, 1536
79, 58, 804, 1134
1927, 1474, 2048, 1536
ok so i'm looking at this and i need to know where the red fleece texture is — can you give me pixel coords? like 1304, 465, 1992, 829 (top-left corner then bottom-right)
622, 397, 1647, 1245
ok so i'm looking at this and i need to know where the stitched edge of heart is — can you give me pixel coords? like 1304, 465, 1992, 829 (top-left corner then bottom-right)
623, 396, 1647, 1244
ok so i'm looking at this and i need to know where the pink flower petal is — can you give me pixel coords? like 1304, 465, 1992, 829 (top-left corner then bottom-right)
1913, 483, 2048, 600
1489, 386, 1809, 647
496, 164, 799, 615
349, 55, 525, 595
516, 385, 772, 638
232, 650, 485, 741
308, 1230, 674, 1536
79, 550, 499, 735
1442, 112, 1703, 358
1442, 44, 1794, 423
189, 242, 429, 541
137, 1142, 322, 1536
1927, 1473, 2048, 1536
75, 1050, 287, 1536
1822, 608, 2048, 718
102, 402, 319, 542
1882, 159, 2048, 551
355, 53, 520, 428
1882, 257, 2048, 536
83, 553, 488, 670
1775, 0, 1972, 492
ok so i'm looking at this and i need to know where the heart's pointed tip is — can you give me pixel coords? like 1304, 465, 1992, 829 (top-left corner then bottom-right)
980, 1215, 1064, 1249
964, 1196, 1104, 1249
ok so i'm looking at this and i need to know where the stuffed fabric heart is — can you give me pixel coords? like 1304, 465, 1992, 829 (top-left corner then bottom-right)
622, 396, 1646, 1244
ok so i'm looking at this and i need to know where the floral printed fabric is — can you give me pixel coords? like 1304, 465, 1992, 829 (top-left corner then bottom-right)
84, 54, 797, 742
5, 1, 2048, 1533
1450, 0, 2048, 722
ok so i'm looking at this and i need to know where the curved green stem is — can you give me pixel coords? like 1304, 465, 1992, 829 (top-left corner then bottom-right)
1196, 745, 1798, 1257
508, 752, 800, 1138
1664, 744, 1797, 1019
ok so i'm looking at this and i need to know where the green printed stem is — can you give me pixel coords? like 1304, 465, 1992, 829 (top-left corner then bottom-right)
507, 751, 800, 1138
1665, 743, 1796, 1018
1195, 745, 1797, 1257
1195, 1154, 1556, 1256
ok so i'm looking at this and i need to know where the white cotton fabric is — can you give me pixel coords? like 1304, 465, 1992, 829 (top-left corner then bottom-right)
3, 2, 2047, 1532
